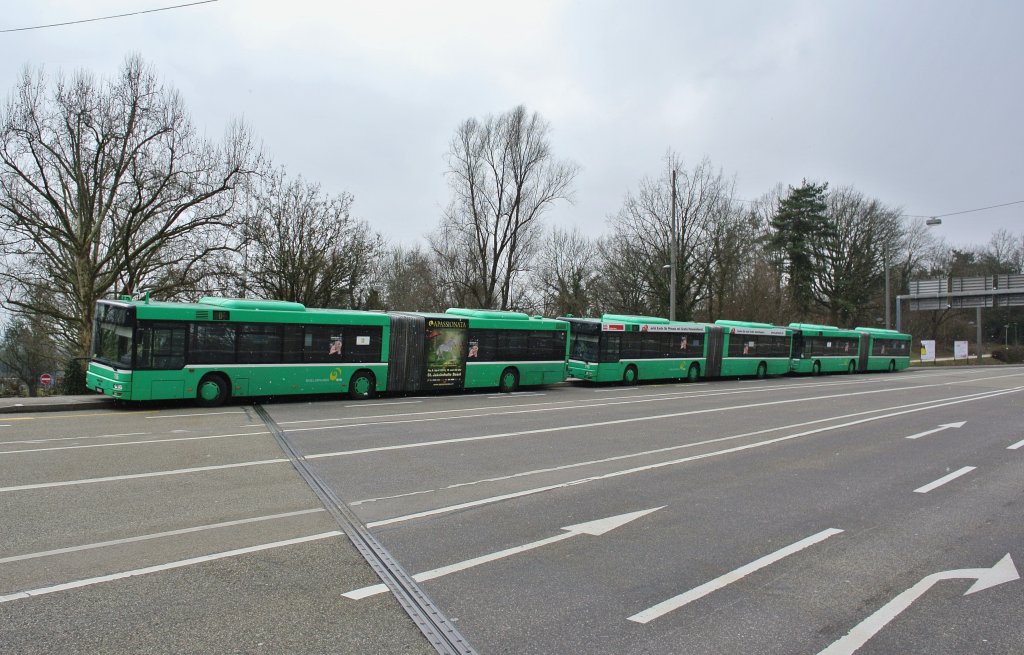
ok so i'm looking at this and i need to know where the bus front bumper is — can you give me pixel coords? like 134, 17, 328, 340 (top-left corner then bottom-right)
86, 366, 132, 399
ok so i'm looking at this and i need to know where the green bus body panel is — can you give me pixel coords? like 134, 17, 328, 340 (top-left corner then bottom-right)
787, 322, 862, 374
438, 309, 570, 389
854, 326, 912, 372
86, 299, 568, 403
567, 358, 705, 382
87, 361, 390, 401
564, 316, 712, 383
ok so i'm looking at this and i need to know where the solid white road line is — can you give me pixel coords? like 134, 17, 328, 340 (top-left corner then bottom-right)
146, 410, 247, 419
0, 430, 270, 456
309, 386, 1021, 459
913, 467, 976, 493
365, 388, 1020, 528
628, 528, 844, 624
0, 508, 326, 564
0, 531, 342, 604
0, 458, 289, 493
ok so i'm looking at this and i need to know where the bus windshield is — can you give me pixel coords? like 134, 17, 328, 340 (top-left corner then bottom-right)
570, 333, 599, 362
93, 303, 135, 368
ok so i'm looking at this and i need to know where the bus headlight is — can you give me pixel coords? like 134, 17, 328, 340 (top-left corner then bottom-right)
113, 384, 123, 391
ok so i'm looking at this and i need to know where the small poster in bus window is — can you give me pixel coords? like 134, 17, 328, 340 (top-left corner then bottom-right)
424, 318, 468, 389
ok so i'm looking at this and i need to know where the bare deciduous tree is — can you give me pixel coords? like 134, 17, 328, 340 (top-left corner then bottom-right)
0, 315, 61, 397
380, 244, 446, 312
241, 168, 384, 309
0, 55, 258, 359
431, 105, 579, 310
815, 186, 903, 326
530, 226, 599, 317
601, 154, 734, 319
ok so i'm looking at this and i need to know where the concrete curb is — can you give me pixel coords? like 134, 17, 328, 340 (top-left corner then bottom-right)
0, 396, 113, 414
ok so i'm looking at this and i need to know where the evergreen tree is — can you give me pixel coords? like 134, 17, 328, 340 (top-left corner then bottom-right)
768, 181, 833, 318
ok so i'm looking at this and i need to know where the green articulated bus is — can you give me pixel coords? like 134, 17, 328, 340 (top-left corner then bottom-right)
853, 327, 912, 372
788, 323, 862, 375
87, 296, 568, 406
713, 320, 793, 378
561, 314, 711, 384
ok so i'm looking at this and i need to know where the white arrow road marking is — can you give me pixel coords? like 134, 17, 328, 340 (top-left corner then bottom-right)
905, 421, 966, 440
628, 528, 843, 624
818, 554, 1019, 655
343, 507, 663, 600
913, 466, 976, 493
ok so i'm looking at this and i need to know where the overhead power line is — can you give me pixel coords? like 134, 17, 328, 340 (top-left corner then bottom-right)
0, 0, 219, 34
904, 199, 1024, 220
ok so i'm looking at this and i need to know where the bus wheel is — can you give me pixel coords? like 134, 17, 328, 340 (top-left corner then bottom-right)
349, 371, 377, 400
622, 365, 638, 386
197, 374, 229, 407
756, 362, 767, 379
888, 360, 896, 372
499, 367, 519, 393
812, 360, 821, 376
848, 360, 856, 374
687, 363, 700, 382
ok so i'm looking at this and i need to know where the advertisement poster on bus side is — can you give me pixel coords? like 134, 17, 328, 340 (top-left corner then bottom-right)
424, 318, 468, 389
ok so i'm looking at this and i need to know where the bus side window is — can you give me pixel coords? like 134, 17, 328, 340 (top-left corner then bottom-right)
149, 326, 187, 369
601, 334, 621, 363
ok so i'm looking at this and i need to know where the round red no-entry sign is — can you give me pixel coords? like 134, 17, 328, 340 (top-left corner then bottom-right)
39, 373, 52, 386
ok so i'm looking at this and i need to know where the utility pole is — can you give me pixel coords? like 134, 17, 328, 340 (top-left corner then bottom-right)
884, 241, 890, 330
669, 168, 677, 322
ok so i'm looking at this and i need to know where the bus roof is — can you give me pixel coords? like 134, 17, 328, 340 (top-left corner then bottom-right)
404, 309, 566, 329
788, 323, 861, 336
102, 296, 390, 325
446, 308, 531, 321
715, 319, 783, 330
854, 327, 911, 338
199, 297, 306, 312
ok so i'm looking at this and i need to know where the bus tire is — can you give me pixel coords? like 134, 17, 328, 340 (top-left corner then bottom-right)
756, 362, 767, 379
812, 360, 821, 376
197, 374, 229, 407
888, 359, 896, 372
499, 367, 519, 393
848, 360, 856, 374
687, 363, 700, 382
349, 370, 377, 400
622, 365, 638, 386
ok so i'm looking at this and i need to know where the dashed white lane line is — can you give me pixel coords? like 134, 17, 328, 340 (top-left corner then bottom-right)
0, 531, 342, 604
1008, 438, 1024, 450
628, 528, 844, 623
913, 467, 976, 494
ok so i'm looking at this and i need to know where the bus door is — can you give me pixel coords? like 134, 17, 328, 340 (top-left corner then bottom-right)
705, 326, 725, 377
791, 330, 805, 359
858, 333, 871, 371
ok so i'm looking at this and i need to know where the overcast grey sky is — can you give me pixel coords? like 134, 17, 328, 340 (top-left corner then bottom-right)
2, 0, 1021, 248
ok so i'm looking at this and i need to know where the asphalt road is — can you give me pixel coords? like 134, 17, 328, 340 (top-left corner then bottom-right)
2, 366, 1022, 654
